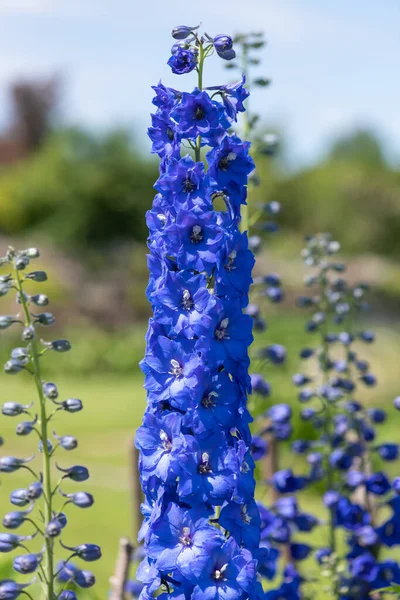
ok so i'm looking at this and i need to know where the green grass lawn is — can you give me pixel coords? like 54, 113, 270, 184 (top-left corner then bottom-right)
0, 373, 147, 597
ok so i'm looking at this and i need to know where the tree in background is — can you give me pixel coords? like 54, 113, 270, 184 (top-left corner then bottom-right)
0, 75, 61, 164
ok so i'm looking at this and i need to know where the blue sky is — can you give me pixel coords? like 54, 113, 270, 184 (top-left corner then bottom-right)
1, 0, 399, 167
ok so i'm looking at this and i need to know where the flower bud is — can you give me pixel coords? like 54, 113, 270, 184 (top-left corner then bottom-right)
27, 480, 43, 500
31, 294, 49, 307
53, 429, 77, 448
76, 570, 96, 588
259, 344, 286, 365
3, 505, 33, 529
61, 541, 101, 562
0, 283, 11, 297
51, 339, 72, 352
16, 416, 38, 436
10, 489, 29, 507
46, 513, 67, 537
70, 492, 94, 508
23, 248, 40, 258
43, 382, 58, 399
0, 455, 34, 473
392, 477, 400, 494
15, 255, 30, 270
10, 348, 29, 365
0, 274, 12, 283
38, 439, 53, 454
16, 291, 29, 305
0, 316, 16, 330
33, 312, 55, 326
25, 271, 47, 282
57, 561, 79, 582
0, 533, 33, 553
13, 551, 42, 574
62, 398, 83, 413
58, 592, 77, 600
56, 512, 68, 529
4, 359, 24, 374
55, 433, 78, 451
213, 34, 235, 60
2, 401, 32, 417
213, 34, 233, 52
46, 519, 62, 538
171, 24, 199, 39
56, 464, 89, 482
376, 443, 399, 461
0, 580, 32, 599
22, 326, 35, 341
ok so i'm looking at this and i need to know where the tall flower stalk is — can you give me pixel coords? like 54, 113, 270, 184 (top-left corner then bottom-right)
0, 246, 101, 600
136, 26, 267, 599
276, 234, 400, 599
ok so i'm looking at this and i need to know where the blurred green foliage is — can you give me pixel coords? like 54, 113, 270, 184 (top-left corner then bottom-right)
0, 126, 399, 261
0, 127, 158, 253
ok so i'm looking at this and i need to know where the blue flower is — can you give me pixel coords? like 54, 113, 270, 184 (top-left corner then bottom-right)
219, 499, 261, 549
335, 497, 370, 531
182, 370, 240, 439
349, 552, 378, 583
365, 472, 391, 495
155, 155, 215, 210
191, 538, 256, 600
136, 413, 187, 483
148, 113, 180, 158
264, 564, 302, 600
141, 336, 203, 409
168, 47, 197, 74
206, 75, 249, 120
138, 27, 260, 598
259, 344, 287, 365
271, 469, 308, 494
376, 443, 399, 461
171, 90, 230, 143
250, 435, 268, 461
147, 503, 222, 578
165, 208, 225, 273
151, 81, 180, 112
177, 434, 236, 505
250, 374, 270, 397
207, 134, 254, 188
151, 271, 217, 339
290, 543, 312, 561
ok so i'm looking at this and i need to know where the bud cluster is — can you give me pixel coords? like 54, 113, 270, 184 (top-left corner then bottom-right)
0, 247, 101, 600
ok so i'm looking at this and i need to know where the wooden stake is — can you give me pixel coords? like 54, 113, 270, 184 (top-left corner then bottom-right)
109, 537, 133, 600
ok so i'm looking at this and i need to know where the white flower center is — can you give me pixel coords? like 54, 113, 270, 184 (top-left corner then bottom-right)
190, 225, 203, 244
169, 359, 183, 378
215, 318, 229, 340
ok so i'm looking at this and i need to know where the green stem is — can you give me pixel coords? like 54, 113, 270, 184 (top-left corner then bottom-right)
15, 269, 55, 600
195, 43, 205, 163
240, 43, 250, 234
318, 267, 337, 557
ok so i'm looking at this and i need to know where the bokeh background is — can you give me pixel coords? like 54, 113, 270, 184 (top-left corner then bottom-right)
0, 0, 400, 596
